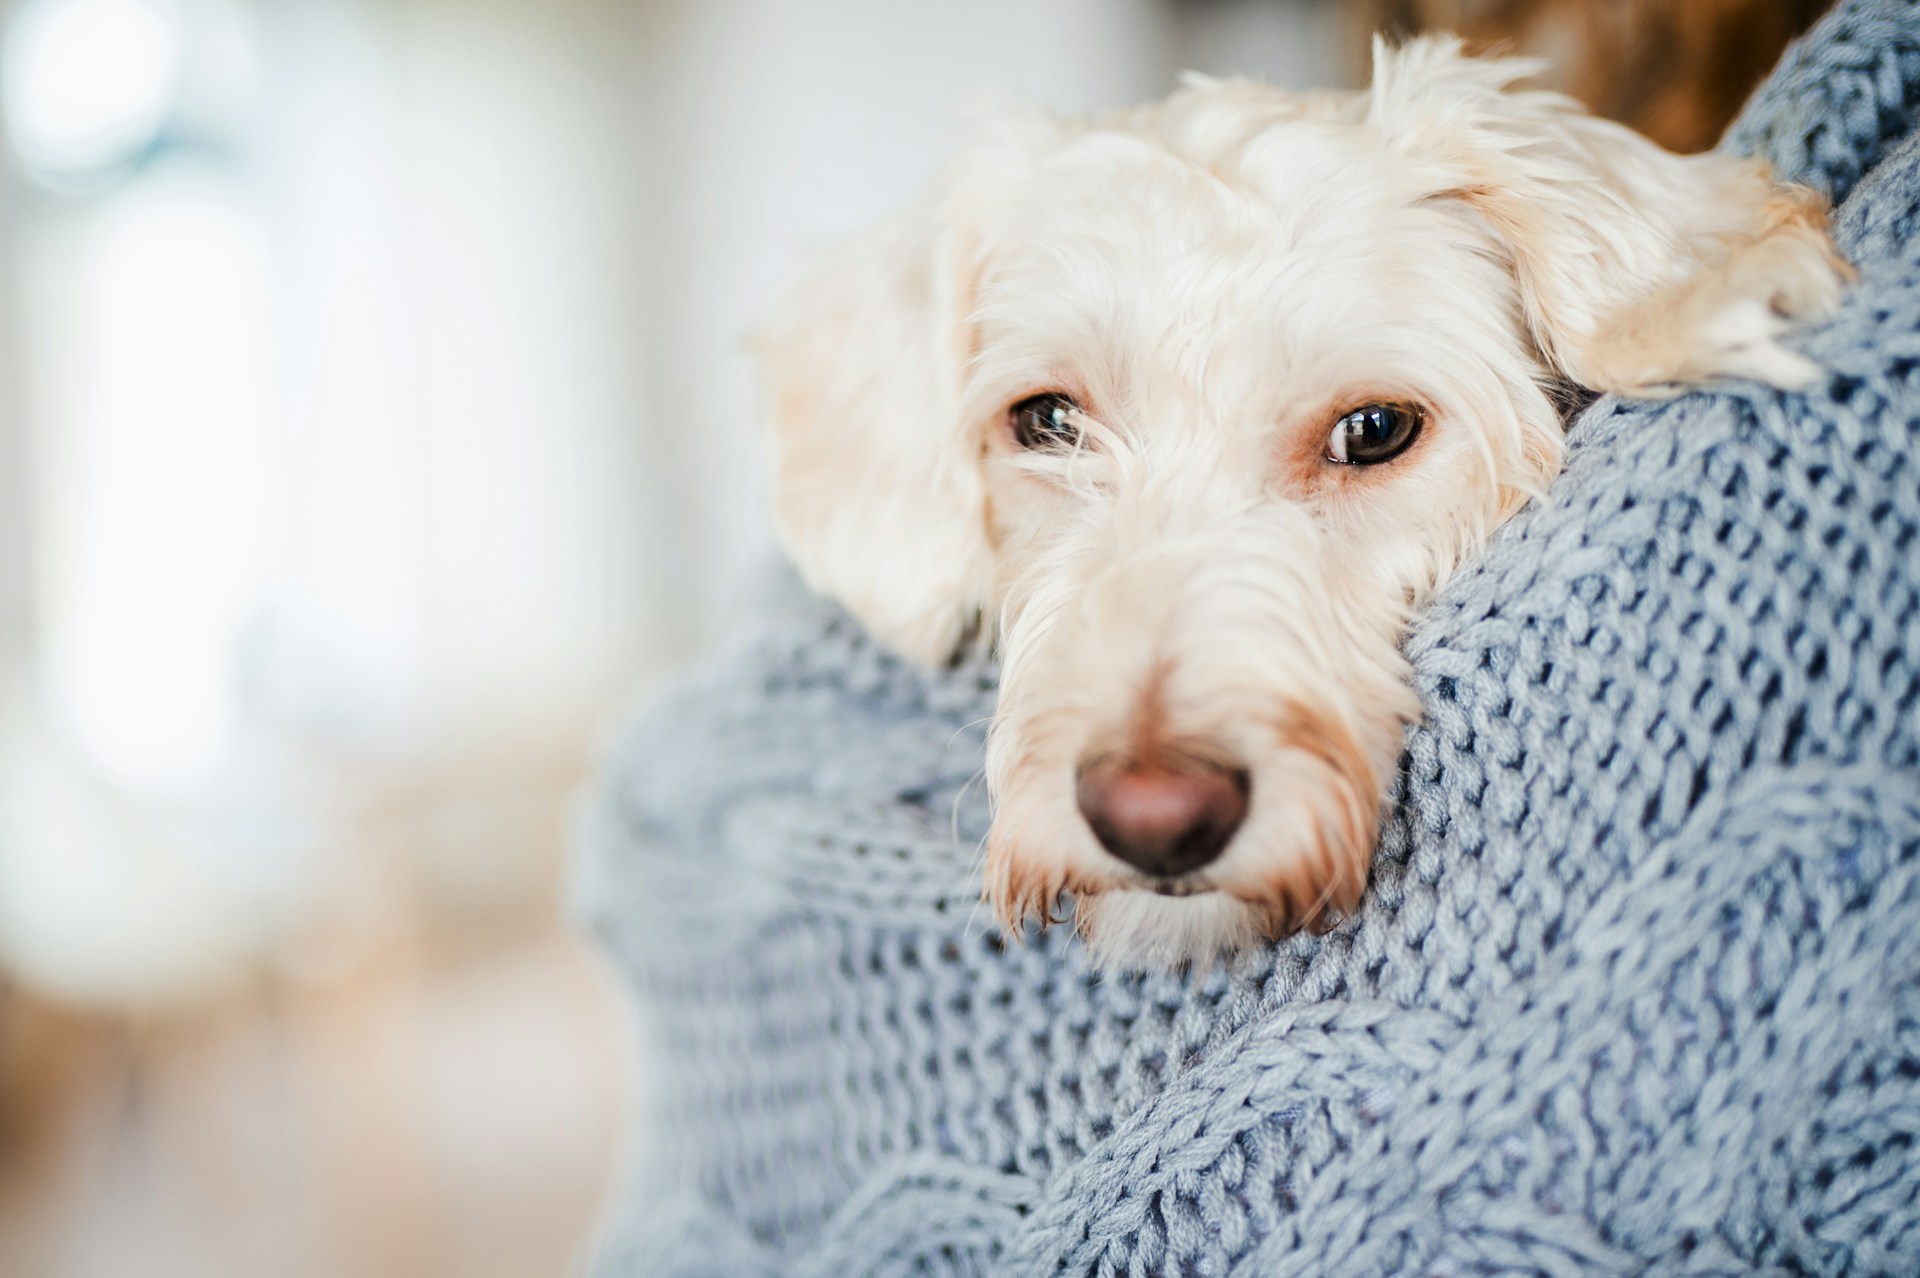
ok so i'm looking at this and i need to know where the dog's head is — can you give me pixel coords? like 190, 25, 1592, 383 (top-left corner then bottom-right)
757, 38, 1845, 966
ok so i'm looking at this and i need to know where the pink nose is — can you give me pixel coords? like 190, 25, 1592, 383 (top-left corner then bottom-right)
1075, 752, 1250, 878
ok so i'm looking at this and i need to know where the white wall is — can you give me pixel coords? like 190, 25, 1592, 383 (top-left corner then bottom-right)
0, 163, 25, 646
1172, 0, 1348, 89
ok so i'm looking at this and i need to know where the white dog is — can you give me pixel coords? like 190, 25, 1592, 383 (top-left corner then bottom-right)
755, 38, 1849, 968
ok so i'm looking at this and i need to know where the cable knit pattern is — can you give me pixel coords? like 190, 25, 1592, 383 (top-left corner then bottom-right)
1724, 0, 1920, 202
576, 3, 1920, 1272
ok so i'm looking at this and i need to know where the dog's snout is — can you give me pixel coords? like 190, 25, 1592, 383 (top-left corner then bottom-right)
1075, 752, 1250, 878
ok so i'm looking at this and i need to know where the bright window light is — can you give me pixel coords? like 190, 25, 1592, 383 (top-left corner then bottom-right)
3, 0, 182, 181
32, 167, 274, 796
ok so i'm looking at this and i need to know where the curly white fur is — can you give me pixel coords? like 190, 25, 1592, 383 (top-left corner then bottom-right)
755, 37, 1849, 968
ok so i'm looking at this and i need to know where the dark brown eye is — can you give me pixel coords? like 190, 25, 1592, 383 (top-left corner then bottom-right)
1009, 393, 1083, 450
1327, 402, 1423, 465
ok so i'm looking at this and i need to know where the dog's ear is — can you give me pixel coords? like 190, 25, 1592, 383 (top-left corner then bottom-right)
754, 150, 1018, 666
1367, 36, 1848, 395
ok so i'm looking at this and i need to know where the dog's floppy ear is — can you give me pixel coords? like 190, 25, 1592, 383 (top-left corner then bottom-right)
1367, 36, 1847, 395
754, 162, 1007, 666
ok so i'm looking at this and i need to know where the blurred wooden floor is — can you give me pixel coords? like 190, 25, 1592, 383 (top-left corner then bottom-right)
0, 746, 630, 1278
0, 933, 624, 1278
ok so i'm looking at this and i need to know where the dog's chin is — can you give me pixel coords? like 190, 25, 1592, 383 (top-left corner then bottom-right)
1071, 889, 1272, 969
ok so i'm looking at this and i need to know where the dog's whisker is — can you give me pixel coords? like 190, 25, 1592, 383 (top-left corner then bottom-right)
945, 757, 995, 862
946, 716, 995, 752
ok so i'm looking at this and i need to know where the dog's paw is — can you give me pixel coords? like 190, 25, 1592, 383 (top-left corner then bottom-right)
1591, 188, 1852, 397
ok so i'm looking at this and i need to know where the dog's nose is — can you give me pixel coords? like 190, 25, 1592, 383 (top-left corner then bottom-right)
1075, 752, 1250, 878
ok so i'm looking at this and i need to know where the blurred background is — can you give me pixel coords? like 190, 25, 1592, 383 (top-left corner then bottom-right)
0, 1, 1824, 1274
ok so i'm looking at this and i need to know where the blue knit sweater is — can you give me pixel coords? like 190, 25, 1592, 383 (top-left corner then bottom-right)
577, 3, 1920, 1272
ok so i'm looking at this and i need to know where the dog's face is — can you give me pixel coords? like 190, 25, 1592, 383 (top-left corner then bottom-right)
759, 39, 1845, 967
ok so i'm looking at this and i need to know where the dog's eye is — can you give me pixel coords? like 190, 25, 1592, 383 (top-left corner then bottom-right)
1327, 403, 1422, 465
1009, 393, 1083, 450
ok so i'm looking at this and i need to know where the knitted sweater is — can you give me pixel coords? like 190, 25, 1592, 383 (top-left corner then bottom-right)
576, 2, 1920, 1272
